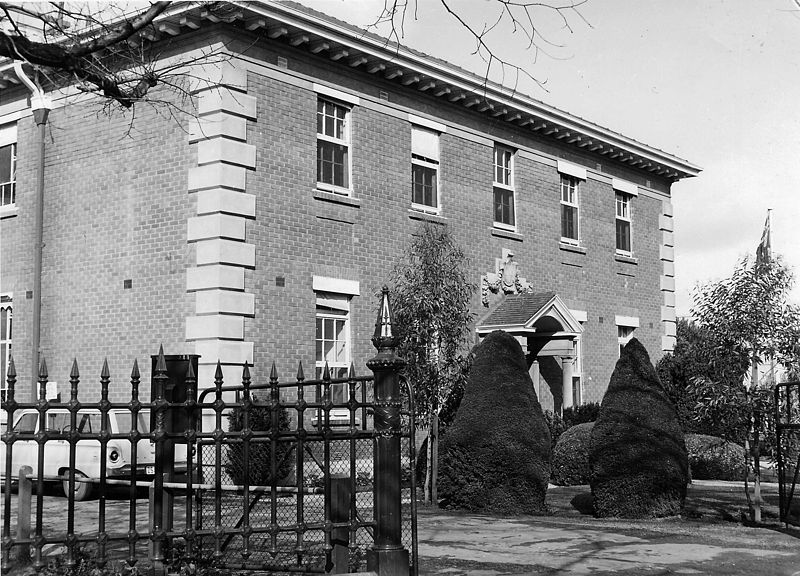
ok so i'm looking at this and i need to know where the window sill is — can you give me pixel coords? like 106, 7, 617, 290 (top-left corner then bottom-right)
313, 189, 361, 208
615, 253, 638, 265
408, 209, 447, 225
491, 227, 523, 242
559, 242, 585, 254
0, 206, 18, 219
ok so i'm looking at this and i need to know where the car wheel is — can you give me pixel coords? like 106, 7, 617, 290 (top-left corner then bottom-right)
62, 471, 94, 501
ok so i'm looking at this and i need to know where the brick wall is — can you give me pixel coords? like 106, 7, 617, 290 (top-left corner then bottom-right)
1, 34, 676, 408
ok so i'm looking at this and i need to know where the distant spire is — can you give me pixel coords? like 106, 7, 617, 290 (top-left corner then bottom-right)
756, 210, 771, 266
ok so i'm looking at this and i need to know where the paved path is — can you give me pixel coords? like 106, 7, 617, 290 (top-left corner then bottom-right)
416, 481, 800, 576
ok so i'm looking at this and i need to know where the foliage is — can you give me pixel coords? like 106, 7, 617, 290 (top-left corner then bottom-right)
589, 339, 688, 518
389, 223, 476, 503
692, 255, 800, 373
390, 223, 476, 423
438, 331, 551, 514
656, 319, 750, 440
551, 422, 594, 486
543, 410, 569, 449
685, 434, 746, 481
544, 402, 601, 448
225, 398, 294, 486
33, 543, 227, 576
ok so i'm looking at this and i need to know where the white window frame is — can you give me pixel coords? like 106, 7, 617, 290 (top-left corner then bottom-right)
315, 291, 352, 408
493, 145, 516, 231
411, 126, 440, 214
615, 192, 633, 256
560, 175, 580, 244
617, 324, 636, 356
316, 98, 352, 195
572, 336, 583, 406
0, 123, 18, 213
1, 293, 11, 401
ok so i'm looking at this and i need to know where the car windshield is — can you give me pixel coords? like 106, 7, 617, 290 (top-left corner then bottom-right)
13, 413, 37, 433
115, 411, 150, 433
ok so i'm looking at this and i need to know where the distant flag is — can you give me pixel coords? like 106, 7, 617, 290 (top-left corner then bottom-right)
756, 210, 771, 266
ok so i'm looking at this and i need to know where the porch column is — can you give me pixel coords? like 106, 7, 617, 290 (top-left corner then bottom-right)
529, 359, 540, 398
561, 356, 574, 412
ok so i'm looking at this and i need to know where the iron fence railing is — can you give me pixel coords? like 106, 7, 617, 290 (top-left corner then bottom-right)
774, 380, 800, 527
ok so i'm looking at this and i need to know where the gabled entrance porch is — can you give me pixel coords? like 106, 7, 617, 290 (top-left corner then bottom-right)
477, 292, 584, 413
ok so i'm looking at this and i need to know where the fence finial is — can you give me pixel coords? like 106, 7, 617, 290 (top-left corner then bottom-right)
270, 361, 278, 381
372, 285, 398, 350
38, 356, 48, 381
296, 361, 305, 381
70, 359, 79, 380
100, 358, 110, 380
155, 344, 167, 374
130, 358, 140, 380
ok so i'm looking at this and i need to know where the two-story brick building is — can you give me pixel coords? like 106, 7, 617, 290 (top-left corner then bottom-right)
0, 1, 700, 411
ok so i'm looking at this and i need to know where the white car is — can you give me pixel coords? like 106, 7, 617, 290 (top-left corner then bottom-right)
1, 408, 187, 500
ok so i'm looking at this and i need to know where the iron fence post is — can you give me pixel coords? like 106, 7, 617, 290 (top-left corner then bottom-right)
366, 287, 409, 576
150, 346, 169, 573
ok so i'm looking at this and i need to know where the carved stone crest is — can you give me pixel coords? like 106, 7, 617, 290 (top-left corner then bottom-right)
481, 249, 533, 306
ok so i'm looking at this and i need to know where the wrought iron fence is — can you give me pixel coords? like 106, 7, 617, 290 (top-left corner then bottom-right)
2, 289, 418, 575
774, 380, 800, 527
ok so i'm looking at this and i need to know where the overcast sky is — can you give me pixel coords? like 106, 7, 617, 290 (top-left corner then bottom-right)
301, 0, 800, 316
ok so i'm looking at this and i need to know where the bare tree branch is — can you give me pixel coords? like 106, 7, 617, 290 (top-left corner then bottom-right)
365, 0, 590, 93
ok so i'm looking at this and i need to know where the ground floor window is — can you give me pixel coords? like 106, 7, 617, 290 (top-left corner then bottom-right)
571, 337, 583, 406
315, 293, 350, 403
618, 325, 635, 356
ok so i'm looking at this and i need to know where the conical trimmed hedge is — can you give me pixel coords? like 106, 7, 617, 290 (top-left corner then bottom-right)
589, 338, 688, 518
438, 330, 551, 514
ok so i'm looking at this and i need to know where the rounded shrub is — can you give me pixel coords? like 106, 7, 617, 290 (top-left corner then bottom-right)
438, 330, 551, 515
551, 422, 594, 486
685, 434, 745, 481
225, 399, 294, 486
589, 338, 689, 518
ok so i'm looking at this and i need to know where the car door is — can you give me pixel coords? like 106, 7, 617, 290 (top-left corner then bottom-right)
6, 411, 38, 478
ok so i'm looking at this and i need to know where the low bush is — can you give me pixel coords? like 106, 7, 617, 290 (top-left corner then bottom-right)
545, 402, 601, 449
564, 402, 601, 428
685, 434, 746, 481
544, 410, 568, 449
551, 422, 594, 486
225, 399, 294, 486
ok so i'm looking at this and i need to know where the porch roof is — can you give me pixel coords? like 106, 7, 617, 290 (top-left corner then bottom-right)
476, 292, 583, 335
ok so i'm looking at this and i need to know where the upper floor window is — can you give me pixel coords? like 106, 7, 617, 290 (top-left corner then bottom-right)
615, 192, 632, 254
0, 123, 17, 209
493, 145, 515, 228
411, 126, 439, 212
1, 294, 11, 401
560, 175, 579, 243
317, 99, 350, 192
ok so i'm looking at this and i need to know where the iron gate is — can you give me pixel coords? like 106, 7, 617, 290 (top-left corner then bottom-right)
774, 380, 800, 527
187, 361, 418, 573
2, 288, 418, 575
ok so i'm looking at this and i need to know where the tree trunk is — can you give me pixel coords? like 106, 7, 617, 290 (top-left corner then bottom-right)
431, 411, 439, 506
423, 426, 432, 505
750, 354, 762, 523
752, 417, 763, 523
